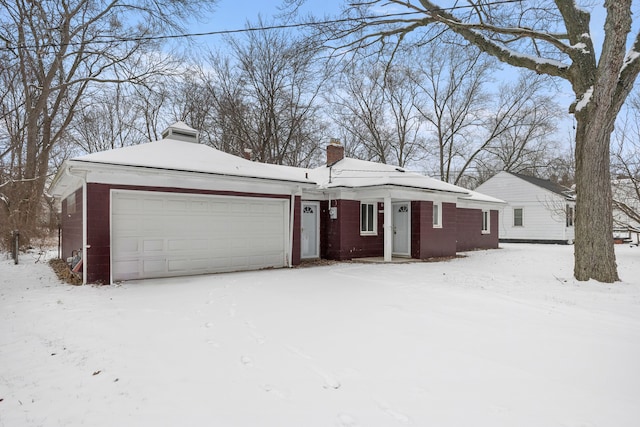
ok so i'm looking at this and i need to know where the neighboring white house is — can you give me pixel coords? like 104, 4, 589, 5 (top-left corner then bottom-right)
612, 178, 640, 243
475, 171, 576, 244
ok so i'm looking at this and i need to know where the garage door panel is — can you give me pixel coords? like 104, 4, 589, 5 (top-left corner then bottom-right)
143, 198, 164, 211
166, 199, 188, 211
114, 196, 140, 212
142, 239, 164, 252
115, 217, 141, 234
112, 191, 288, 281
113, 237, 139, 254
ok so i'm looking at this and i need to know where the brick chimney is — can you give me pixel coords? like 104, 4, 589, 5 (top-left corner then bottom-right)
243, 148, 252, 160
326, 138, 344, 165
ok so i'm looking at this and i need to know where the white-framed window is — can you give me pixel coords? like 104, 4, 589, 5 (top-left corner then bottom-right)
360, 202, 377, 235
481, 210, 490, 234
566, 204, 574, 227
432, 201, 442, 228
67, 192, 76, 215
513, 207, 524, 227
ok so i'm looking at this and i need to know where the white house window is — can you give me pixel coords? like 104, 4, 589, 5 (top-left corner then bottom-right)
481, 210, 490, 234
360, 202, 377, 235
566, 204, 574, 227
513, 207, 524, 227
67, 192, 76, 215
432, 202, 442, 228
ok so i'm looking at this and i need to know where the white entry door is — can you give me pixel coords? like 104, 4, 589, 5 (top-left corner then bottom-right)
392, 202, 410, 256
301, 202, 319, 259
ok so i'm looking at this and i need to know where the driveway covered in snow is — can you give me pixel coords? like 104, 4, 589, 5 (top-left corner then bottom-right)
1, 244, 639, 426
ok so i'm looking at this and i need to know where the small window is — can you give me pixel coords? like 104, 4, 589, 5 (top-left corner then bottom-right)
482, 210, 490, 234
432, 202, 442, 228
566, 204, 574, 227
66, 192, 76, 215
513, 207, 524, 227
360, 202, 377, 235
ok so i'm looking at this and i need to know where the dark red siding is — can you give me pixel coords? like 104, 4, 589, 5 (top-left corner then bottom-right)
320, 199, 384, 260
61, 188, 83, 262
81, 183, 301, 284
86, 184, 111, 283
411, 201, 457, 259
455, 208, 499, 251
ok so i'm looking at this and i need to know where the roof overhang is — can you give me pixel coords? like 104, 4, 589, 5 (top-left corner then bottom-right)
303, 184, 463, 202
49, 158, 315, 201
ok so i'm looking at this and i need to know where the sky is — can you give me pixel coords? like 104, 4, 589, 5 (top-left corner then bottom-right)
181, 1, 628, 151
205, 0, 344, 29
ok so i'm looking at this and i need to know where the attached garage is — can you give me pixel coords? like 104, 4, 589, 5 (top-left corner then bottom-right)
49, 122, 311, 284
111, 191, 289, 281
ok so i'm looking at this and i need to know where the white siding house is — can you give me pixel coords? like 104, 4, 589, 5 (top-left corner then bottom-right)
612, 178, 640, 243
475, 171, 576, 244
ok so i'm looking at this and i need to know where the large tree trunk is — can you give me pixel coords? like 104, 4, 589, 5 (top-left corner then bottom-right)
573, 111, 619, 282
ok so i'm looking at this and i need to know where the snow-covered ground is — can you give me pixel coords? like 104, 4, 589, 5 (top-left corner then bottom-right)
1, 244, 639, 427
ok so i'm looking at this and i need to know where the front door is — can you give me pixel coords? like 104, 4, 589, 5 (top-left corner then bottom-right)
301, 202, 320, 259
392, 202, 410, 256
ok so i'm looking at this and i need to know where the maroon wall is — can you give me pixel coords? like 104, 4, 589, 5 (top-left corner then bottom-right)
61, 188, 83, 262
455, 208, 499, 252
411, 201, 458, 259
85, 184, 111, 283
320, 199, 384, 260
82, 183, 302, 284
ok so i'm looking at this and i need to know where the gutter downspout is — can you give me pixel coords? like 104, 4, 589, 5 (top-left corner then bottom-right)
288, 189, 297, 267
66, 165, 88, 285
384, 195, 392, 262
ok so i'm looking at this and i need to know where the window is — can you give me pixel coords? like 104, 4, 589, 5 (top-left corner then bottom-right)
66, 192, 76, 215
513, 207, 524, 227
360, 202, 377, 235
432, 202, 442, 228
566, 204, 574, 227
482, 210, 490, 234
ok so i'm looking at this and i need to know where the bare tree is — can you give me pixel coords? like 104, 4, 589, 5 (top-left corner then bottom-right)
330, 51, 426, 167
336, 0, 640, 282
473, 72, 561, 183
611, 93, 640, 229
411, 39, 494, 181
0, 0, 217, 244
65, 85, 150, 154
200, 19, 328, 167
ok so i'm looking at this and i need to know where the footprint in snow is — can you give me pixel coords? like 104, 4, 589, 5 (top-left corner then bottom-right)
245, 320, 266, 344
204, 322, 214, 328
228, 304, 237, 317
285, 344, 312, 360
245, 320, 257, 330
313, 366, 341, 390
262, 384, 288, 400
240, 355, 253, 367
336, 413, 359, 427
489, 405, 510, 416
376, 400, 410, 424
285, 345, 341, 390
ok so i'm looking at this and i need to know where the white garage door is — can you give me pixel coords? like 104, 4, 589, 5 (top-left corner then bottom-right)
111, 190, 289, 281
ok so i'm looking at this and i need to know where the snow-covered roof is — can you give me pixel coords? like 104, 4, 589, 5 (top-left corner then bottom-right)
307, 157, 469, 195
166, 121, 196, 132
510, 172, 575, 200
51, 122, 503, 205
70, 138, 312, 185
461, 189, 506, 204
